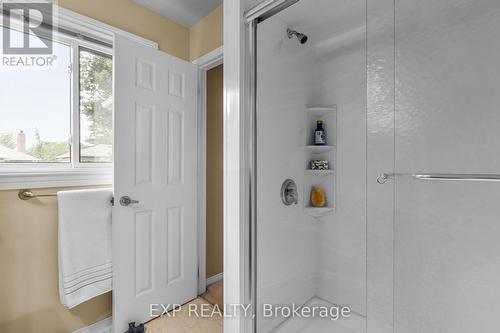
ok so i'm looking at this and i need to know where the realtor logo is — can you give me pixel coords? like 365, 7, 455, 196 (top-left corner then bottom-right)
1, 2, 53, 54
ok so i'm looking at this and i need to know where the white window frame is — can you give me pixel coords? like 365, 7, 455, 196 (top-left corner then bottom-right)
70, 39, 113, 168
0, 5, 158, 190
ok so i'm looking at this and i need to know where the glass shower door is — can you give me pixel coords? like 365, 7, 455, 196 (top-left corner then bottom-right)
392, 1, 500, 332
253, 0, 367, 332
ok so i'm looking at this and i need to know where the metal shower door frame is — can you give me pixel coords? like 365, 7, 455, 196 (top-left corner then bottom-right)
243, 1, 303, 332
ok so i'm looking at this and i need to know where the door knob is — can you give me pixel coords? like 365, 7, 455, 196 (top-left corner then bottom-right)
120, 196, 139, 206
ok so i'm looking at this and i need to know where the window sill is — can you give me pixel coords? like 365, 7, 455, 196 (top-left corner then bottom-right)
0, 167, 112, 190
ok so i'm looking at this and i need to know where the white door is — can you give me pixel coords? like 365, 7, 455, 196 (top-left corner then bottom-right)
113, 34, 198, 333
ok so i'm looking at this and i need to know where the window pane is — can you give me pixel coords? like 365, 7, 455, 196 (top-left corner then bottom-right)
0, 28, 71, 163
79, 48, 113, 163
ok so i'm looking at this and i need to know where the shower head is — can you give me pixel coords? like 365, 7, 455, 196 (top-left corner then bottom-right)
287, 28, 308, 44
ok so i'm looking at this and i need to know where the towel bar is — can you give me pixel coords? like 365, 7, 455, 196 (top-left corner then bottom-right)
377, 173, 500, 184
18, 189, 114, 205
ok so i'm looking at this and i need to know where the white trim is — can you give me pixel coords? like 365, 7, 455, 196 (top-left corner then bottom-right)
54, 6, 158, 49
72, 317, 112, 333
193, 47, 224, 296
206, 272, 224, 286
197, 65, 207, 296
0, 4, 157, 49
0, 167, 112, 190
192, 46, 224, 69
224, 0, 251, 332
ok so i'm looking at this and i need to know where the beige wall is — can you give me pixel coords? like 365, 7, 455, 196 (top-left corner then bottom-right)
206, 65, 224, 278
58, 1, 225, 62
189, 5, 223, 61
58, 0, 190, 60
0, 187, 112, 333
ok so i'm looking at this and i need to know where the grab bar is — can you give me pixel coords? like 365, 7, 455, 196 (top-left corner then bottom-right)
18, 189, 115, 205
377, 173, 500, 184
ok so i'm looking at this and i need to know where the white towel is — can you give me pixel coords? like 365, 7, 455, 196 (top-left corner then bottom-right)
57, 188, 113, 309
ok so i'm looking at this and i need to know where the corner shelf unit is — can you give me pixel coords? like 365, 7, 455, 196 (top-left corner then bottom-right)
305, 145, 335, 153
305, 169, 334, 177
304, 207, 335, 218
303, 106, 337, 219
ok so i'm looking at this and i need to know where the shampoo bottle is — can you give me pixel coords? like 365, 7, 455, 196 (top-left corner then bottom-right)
314, 120, 326, 145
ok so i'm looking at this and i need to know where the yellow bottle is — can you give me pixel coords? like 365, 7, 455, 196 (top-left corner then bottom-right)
310, 187, 326, 207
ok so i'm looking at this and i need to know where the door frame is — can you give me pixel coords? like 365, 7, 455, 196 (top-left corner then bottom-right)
193, 46, 224, 295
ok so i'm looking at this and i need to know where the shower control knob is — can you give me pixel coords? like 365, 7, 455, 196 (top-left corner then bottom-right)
120, 196, 139, 206
281, 179, 298, 206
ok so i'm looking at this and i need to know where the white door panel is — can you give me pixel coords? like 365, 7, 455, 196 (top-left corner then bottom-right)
113, 34, 197, 333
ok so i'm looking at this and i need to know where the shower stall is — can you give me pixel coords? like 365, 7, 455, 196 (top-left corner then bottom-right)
245, 0, 500, 332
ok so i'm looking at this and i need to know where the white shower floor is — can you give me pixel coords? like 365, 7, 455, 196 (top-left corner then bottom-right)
271, 298, 365, 333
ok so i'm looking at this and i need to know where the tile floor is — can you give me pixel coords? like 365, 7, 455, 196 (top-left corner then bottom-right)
201, 280, 223, 309
145, 298, 223, 333
145, 281, 224, 333
144, 285, 365, 333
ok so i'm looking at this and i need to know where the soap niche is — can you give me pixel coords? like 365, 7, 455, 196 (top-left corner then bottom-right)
303, 106, 337, 218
